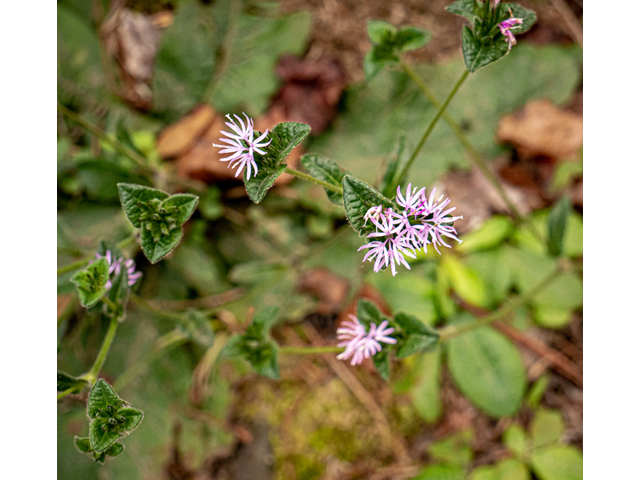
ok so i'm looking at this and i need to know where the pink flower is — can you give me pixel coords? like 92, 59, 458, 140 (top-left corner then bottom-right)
336, 314, 397, 366
212, 113, 271, 180
499, 17, 523, 52
90, 251, 142, 290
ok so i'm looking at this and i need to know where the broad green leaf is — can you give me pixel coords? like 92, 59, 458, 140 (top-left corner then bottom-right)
161, 193, 200, 226
140, 224, 183, 264
367, 20, 397, 44
441, 255, 488, 307
396, 26, 431, 52
380, 136, 408, 198
357, 299, 386, 326
74, 436, 92, 453
342, 175, 395, 235
410, 347, 442, 423
87, 379, 123, 419
531, 445, 583, 480
267, 122, 312, 163
117, 407, 144, 433
70, 258, 110, 307
429, 429, 473, 467
248, 341, 280, 380
464, 249, 513, 307
503, 4, 538, 34
395, 312, 435, 335
300, 154, 346, 204
106, 442, 125, 457
394, 312, 439, 358
547, 197, 570, 257
462, 26, 510, 73
57, 371, 88, 394
445, 0, 477, 22
531, 408, 565, 449
457, 216, 513, 253
533, 305, 572, 329
243, 164, 287, 204
471, 459, 530, 480
372, 349, 390, 381
412, 464, 465, 480
446, 323, 526, 417
246, 306, 280, 340
363, 50, 386, 81
90, 418, 121, 453
503, 424, 528, 459
514, 211, 583, 258
117, 183, 169, 229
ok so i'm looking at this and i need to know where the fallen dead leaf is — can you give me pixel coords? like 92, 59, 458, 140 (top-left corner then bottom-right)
157, 104, 217, 159
497, 99, 583, 160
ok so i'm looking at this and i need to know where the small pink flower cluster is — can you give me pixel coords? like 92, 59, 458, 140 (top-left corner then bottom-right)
499, 17, 523, 51
358, 184, 462, 276
212, 113, 271, 180
90, 250, 142, 290
336, 314, 397, 365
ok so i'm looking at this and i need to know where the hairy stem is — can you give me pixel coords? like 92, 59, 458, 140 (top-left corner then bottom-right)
285, 166, 343, 194
438, 267, 564, 342
84, 316, 119, 384
395, 69, 469, 188
399, 60, 544, 242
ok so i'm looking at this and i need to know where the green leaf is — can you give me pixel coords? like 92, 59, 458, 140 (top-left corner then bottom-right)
363, 50, 386, 81
441, 256, 489, 308
429, 429, 474, 467
396, 26, 431, 52
117, 183, 170, 229
70, 258, 110, 307
357, 299, 386, 325
394, 313, 439, 358
413, 464, 465, 480
446, 323, 526, 417
87, 379, 123, 419
116, 407, 144, 433
503, 4, 538, 34
380, 136, 408, 198
342, 175, 395, 235
140, 224, 183, 264
300, 154, 346, 204
445, 0, 477, 22
267, 122, 312, 163
526, 374, 550, 408
471, 459, 530, 480
503, 424, 528, 459
221, 335, 245, 359
372, 349, 390, 381
457, 216, 513, 253
246, 306, 280, 340
367, 20, 397, 44
464, 249, 513, 307
531, 408, 565, 449
106, 442, 124, 457
90, 418, 121, 453
547, 197, 570, 256
410, 347, 442, 423
161, 193, 200, 226
243, 163, 287, 204
57, 371, 89, 394
248, 341, 280, 380
74, 436, 92, 454
462, 26, 509, 73
530, 445, 583, 480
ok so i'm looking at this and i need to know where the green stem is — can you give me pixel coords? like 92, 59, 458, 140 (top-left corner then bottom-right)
285, 166, 343, 194
438, 267, 564, 342
84, 316, 119, 384
399, 60, 544, 242
279, 345, 342, 354
57, 386, 77, 400
57, 103, 149, 170
57, 233, 138, 276
396, 69, 469, 187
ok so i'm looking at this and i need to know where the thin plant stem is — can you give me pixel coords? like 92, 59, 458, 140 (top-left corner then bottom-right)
399, 60, 544, 242
57, 386, 78, 400
284, 166, 343, 194
280, 345, 342, 354
438, 267, 564, 342
395, 69, 469, 188
57, 232, 138, 276
84, 316, 119, 384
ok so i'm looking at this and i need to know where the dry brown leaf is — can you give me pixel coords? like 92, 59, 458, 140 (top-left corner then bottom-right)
157, 104, 217, 159
497, 99, 583, 160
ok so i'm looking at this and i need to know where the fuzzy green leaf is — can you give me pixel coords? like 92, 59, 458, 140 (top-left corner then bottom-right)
445, 0, 477, 22
547, 197, 570, 257
396, 26, 430, 52
248, 341, 280, 380
503, 4, 537, 33
57, 371, 89, 394
394, 312, 439, 358
116, 407, 144, 433
106, 442, 125, 457
357, 299, 386, 325
267, 122, 311, 163
462, 25, 510, 73
87, 379, 123, 419
74, 436, 92, 453
367, 20, 397, 44
372, 349, 390, 381
161, 193, 200, 226
117, 183, 169, 228
90, 418, 121, 453
342, 175, 395, 235
140, 224, 183, 264
70, 258, 110, 307
243, 163, 287, 204
300, 154, 346, 204
363, 50, 386, 81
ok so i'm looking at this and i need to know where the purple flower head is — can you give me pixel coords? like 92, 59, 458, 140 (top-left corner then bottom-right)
499, 16, 523, 52
90, 250, 142, 290
358, 185, 463, 275
336, 314, 396, 366
212, 113, 272, 180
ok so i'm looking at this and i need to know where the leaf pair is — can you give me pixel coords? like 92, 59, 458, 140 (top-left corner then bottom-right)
446, 0, 537, 72
118, 183, 199, 263
222, 307, 280, 379
70, 257, 110, 307
74, 380, 143, 463
364, 20, 431, 80
243, 122, 311, 203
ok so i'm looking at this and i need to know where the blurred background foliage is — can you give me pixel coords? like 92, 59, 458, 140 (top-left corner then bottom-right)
57, 0, 583, 478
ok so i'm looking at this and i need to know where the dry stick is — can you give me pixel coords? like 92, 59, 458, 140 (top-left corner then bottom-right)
399, 60, 545, 243
550, 0, 583, 48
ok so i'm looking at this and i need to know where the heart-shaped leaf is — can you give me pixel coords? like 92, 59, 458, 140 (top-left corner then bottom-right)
90, 418, 121, 453
87, 379, 124, 419
462, 26, 510, 73
243, 164, 287, 204
342, 175, 396, 235
140, 222, 184, 263
117, 183, 170, 228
